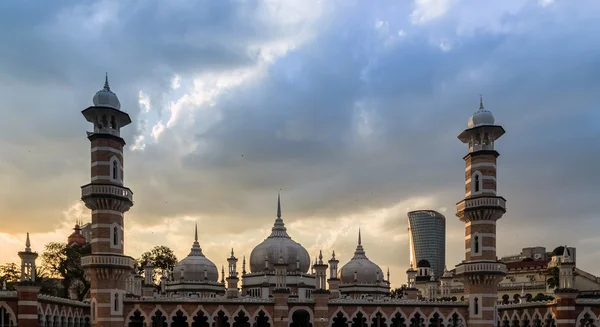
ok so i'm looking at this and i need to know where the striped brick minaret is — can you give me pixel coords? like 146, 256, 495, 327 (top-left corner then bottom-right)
80, 75, 135, 327
455, 97, 507, 327
16, 233, 41, 327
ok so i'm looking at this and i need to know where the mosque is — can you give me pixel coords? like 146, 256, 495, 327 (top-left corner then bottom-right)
1, 76, 599, 327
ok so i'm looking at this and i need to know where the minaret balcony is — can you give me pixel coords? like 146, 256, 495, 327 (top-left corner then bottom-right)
455, 261, 507, 276
81, 254, 135, 269
81, 183, 134, 203
456, 196, 506, 213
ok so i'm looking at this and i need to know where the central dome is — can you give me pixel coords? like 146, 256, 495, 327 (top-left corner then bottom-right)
338, 230, 384, 284
172, 224, 219, 282
249, 195, 311, 273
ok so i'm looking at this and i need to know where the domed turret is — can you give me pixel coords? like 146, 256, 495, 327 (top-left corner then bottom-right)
67, 220, 87, 246
249, 194, 311, 273
338, 229, 384, 284
93, 74, 121, 110
172, 224, 219, 282
417, 259, 431, 268
467, 96, 495, 128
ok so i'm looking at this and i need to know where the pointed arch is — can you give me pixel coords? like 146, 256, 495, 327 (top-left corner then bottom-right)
510, 312, 520, 327
350, 307, 368, 321
211, 305, 231, 322
576, 309, 597, 326
190, 306, 212, 325
329, 308, 351, 327
501, 312, 510, 322
388, 310, 407, 327
407, 309, 426, 321
0, 301, 17, 327
169, 305, 191, 322
148, 306, 168, 319
521, 311, 531, 327
232, 307, 252, 321
427, 309, 445, 323
369, 308, 388, 322
445, 310, 464, 327
126, 305, 149, 323
251, 306, 273, 324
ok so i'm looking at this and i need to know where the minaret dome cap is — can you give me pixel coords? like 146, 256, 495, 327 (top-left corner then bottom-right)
92, 73, 122, 110
467, 95, 495, 128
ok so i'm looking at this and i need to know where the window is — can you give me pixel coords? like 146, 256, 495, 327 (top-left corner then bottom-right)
474, 297, 479, 314
474, 236, 480, 253
474, 174, 480, 192
110, 116, 117, 129
112, 161, 118, 180
114, 293, 119, 311
113, 227, 119, 246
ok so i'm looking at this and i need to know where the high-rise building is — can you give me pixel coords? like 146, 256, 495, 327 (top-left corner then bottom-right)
407, 210, 446, 279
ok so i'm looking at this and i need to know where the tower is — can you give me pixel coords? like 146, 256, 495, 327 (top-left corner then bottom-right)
327, 251, 340, 298
455, 97, 507, 327
226, 249, 240, 298
18, 233, 38, 283
407, 210, 446, 279
80, 75, 135, 327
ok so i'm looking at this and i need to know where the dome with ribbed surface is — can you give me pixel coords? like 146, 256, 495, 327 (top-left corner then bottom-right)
172, 224, 219, 282
249, 195, 311, 273
92, 74, 121, 110
338, 229, 384, 284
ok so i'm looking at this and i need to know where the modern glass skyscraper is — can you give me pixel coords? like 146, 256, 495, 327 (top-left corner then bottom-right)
407, 210, 446, 279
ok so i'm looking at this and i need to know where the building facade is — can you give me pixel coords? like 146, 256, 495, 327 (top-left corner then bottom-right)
407, 210, 446, 280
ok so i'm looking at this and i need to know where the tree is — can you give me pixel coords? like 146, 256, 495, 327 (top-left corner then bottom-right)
0, 263, 20, 289
40, 242, 91, 300
390, 284, 407, 298
137, 246, 178, 282
546, 267, 560, 289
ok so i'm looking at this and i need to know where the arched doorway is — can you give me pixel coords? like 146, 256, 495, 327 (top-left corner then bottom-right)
253, 311, 270, 327
129, 310, 145, 327
290, 310, 312, 327
331, 313, 348, 327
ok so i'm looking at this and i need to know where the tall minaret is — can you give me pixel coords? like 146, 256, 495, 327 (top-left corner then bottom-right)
456, 97, 507, 327
80, 75, 134, 327
18, 233, 38, 282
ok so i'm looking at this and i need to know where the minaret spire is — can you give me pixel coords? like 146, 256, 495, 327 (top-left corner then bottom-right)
189, 223, 204, 256
104, 72, 110, 90
195, 222, 198, 242
277, 192, 281, 218
358, 227, 362, 245
479, 94, 484, 110
25, 232, 31, 252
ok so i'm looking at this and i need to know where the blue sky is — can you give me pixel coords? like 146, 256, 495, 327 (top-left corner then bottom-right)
0, 0, 599, 287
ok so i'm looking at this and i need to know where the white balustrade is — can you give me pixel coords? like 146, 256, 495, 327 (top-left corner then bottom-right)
81, 184, 133, 202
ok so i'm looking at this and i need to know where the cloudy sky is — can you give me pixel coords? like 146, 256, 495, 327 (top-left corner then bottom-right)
1, 0, 599, 287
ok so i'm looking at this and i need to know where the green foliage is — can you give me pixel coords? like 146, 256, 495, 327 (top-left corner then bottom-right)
390, 284, 407, 298
0, 263, 20, 289
546, 266, 560, 289
531, 293, 554, 301
137, 246, 178, 282
40, 242, 91, 300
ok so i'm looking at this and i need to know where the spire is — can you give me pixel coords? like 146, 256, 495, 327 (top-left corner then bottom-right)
104, 72, 110, 90
277, 192, 281, 218
352, 228, 368, 260
358, 227, 362, 245
269, 193, 290, 238
189, 223, 205, 256
479, 94, 484, 110
25, 232, 31, 252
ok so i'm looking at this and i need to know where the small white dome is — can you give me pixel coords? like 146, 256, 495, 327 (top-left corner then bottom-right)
92, 74, 121, 110
467, 97, 495, 128
172, 225, 219, 282
338, 230, 384, 284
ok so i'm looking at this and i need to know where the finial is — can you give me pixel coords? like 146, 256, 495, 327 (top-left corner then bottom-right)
25, 232, 31, 251
332, 250, 336, 259
194, 222, 198, 242
104, 72, 110, 90
358, 227, 362, 245
319, 250, 323, 260
231, 248, 234, 257
479, 94, 484, 110
277, 192, 281, 218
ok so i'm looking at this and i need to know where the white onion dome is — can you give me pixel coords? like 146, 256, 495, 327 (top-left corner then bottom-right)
93, 74, 121, 110
467, 96, 495, 128
338, 229, 384, 284
172, 224, 219, 282
249, 195, 311, 273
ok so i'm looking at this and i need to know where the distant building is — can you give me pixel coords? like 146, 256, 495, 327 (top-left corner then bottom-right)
500, 246, 577, 263
407, 210, 446, 279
